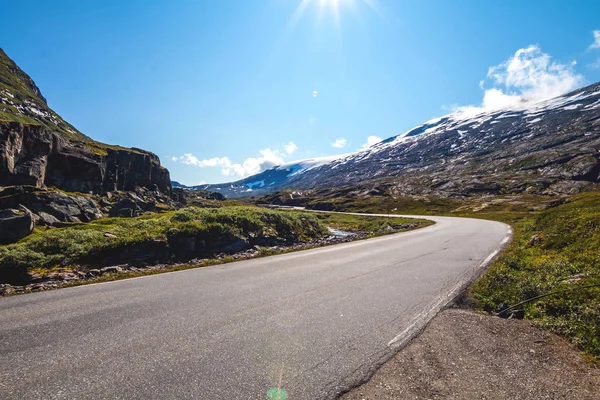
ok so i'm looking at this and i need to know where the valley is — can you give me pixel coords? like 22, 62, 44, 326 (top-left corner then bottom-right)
1, 38, 599, 400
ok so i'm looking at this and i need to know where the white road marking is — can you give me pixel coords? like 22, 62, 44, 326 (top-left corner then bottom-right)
387, 226, 512, 349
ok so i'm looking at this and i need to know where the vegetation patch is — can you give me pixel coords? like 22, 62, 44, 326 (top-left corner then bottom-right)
0, 205, 429, 290
310, 211, 432, 233
0, 206, 322, 278
471, 192, 600, 359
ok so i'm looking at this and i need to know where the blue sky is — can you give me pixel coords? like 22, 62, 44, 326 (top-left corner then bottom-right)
3, 0, 600, 185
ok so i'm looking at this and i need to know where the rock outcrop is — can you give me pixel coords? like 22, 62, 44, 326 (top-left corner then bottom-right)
0, 48, 171, 195
0, 186, 103, 225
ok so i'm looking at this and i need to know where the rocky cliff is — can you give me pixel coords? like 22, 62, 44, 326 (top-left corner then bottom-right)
0, 48, 171, 194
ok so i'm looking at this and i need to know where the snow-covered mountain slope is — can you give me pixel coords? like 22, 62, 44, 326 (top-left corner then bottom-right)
173, 155, 348, 197
195, 81, 600, 198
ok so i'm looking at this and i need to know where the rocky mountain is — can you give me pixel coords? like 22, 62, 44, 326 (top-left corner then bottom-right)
0, 48, 171, 194
207, 82, 600, 198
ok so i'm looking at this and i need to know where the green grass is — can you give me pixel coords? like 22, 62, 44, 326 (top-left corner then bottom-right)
0, 206, 326, 275
311, 211, 432, 233
469, 192, 600, 358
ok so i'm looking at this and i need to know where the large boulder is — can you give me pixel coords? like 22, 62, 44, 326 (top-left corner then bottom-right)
0, 207, 34, 244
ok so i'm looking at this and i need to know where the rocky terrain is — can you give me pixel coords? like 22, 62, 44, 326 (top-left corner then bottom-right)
0, 48, 178, 243
206, 82, 600, 199
0, 48, 171, 195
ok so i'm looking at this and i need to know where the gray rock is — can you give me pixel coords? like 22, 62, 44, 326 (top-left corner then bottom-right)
109, 196, 156, 218
0, 207, 34, 244
86, 269, 102, 278
0, 49, 172, 196
100, 266, 122, 274
37, 211, 60, 226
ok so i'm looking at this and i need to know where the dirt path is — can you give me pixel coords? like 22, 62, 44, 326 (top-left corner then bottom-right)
342, 309, 600, 399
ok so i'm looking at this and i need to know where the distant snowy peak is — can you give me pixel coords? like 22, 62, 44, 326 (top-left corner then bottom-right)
174, 154, 350, 197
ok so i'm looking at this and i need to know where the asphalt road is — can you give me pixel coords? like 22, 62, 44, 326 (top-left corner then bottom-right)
0, 214, 511, 400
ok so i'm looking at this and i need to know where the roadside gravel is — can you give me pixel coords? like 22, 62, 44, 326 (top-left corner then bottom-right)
342, 309, 600, 399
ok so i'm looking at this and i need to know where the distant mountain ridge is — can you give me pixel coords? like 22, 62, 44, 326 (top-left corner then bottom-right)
172, 155, 347, 197
199, 82, 600, 198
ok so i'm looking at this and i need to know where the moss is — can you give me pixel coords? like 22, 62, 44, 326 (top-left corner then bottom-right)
0, 206, 323, 273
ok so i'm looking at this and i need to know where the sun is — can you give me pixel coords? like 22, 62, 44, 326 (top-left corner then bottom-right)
287, 0, 383, 32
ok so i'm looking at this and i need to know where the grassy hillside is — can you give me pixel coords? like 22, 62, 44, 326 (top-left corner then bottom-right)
0, 206, 323, 276
0, 48, 88, 140
471, 192, 600, 359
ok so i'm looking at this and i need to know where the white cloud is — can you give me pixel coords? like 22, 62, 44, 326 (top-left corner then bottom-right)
172, 148, 286, 178
591, 59, 600, 69
361, 136, 382, 150
589, 30, 600, 50
331, 138, 347, 148
452, 45, 583, 117
312, 90, 318, 98
285, 141, 298, 154
176, 154, 233, 168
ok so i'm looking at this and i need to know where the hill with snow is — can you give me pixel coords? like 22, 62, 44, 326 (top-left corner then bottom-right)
184, 82, 600, 198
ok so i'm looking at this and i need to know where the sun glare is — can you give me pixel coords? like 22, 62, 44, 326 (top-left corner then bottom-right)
287, 0, 382, 33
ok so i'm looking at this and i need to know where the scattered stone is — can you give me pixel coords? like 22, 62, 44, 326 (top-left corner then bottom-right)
527, 233, 544, 247
100, 266, 123, 274
103, 232, 117, 239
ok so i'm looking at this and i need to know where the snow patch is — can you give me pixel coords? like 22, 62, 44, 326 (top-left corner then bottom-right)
246, 180, 265, 189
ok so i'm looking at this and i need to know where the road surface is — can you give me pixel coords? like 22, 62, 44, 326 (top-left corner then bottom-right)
0, 214, 511, 399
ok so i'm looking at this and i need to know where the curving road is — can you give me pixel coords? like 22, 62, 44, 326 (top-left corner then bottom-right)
0, 214, 511, 400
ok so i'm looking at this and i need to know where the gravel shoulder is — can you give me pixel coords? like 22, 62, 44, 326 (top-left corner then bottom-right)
341, 309, 600, 400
